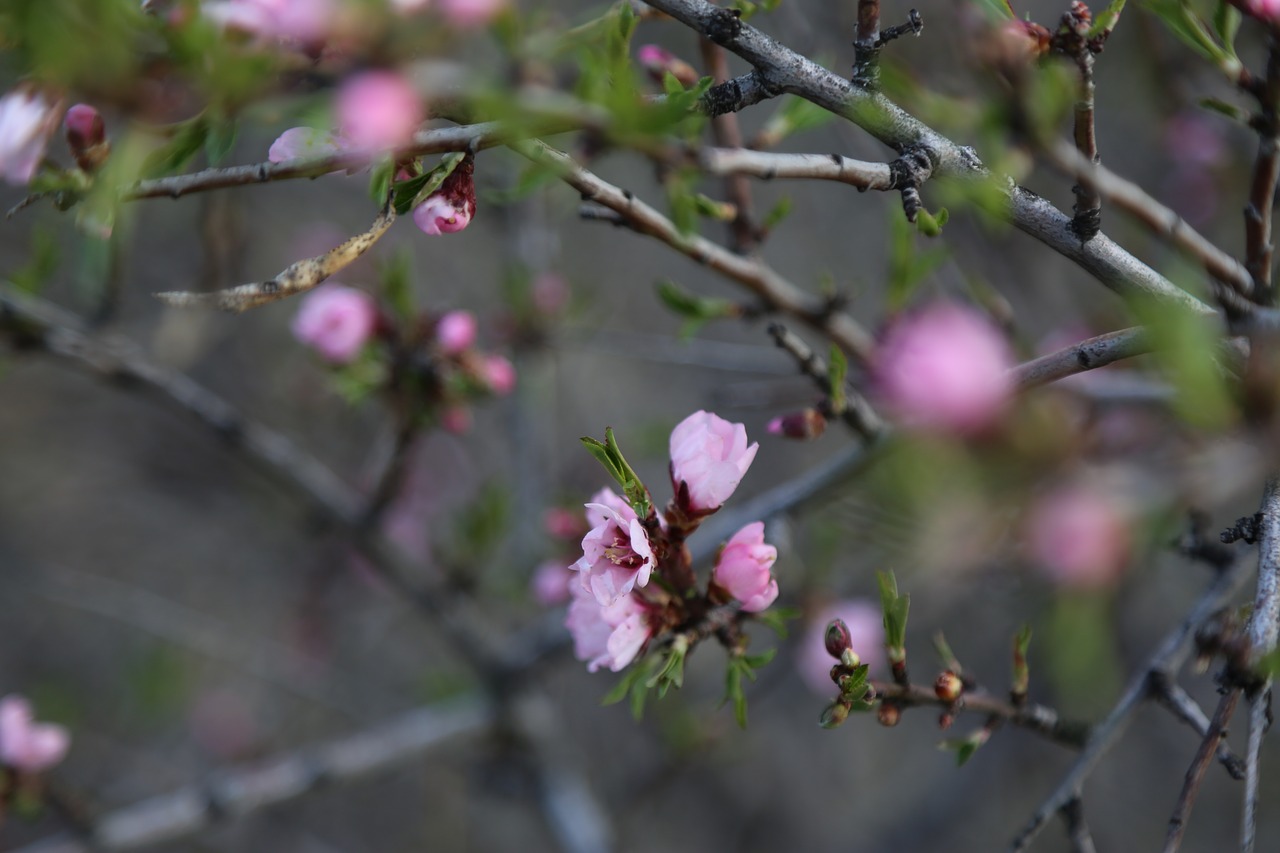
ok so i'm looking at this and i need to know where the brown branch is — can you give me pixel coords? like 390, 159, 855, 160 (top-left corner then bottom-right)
1244, 38, 1280, 302
1162, 688, 1242, 853
872, 682, 1089, 749
700, 39, 760, 253
1010, 327, 1151, 390
1150, 673, 1246, 780
765, 322, 885, 440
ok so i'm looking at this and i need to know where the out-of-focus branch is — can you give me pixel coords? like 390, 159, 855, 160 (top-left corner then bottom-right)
700, 40, 760, 253
1009, 555, 1254, 852
11, 699, 491, 853
515, 139, 877, 361
1242, 478, 1280, 853
1060, 797, 1097, 853
1244, 40, 1280, 300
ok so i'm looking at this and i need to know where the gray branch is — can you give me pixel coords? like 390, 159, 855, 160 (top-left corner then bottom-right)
1242, 478, 1280, 853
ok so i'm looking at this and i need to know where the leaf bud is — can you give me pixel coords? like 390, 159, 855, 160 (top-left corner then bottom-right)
934, 670, 963, 704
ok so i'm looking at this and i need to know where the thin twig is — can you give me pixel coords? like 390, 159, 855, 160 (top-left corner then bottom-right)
1162, 688, 1242, 853
700, 40, 760, 253
698, 147, 895, 189
1150, 673, 1246, 779
1244, 38, 1280, 301
765, 322, 884, 439
871, 682, 1088, 748
1060, 796, 1097, 853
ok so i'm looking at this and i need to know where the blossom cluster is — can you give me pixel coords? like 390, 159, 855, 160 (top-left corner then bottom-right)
563, 411, 778, 673
0, 695, 69, 775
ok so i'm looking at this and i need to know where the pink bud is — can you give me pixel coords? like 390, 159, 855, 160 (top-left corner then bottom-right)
872, 302, 1014, 435
291, 283, 379, 363
636, 44, 700, 87
572, 500, 653, 606
268, 127, 346, 162
766, 409, 826, 440
565, 584, 652, 672
1026, 484, 1132, 589
0, 88, 60, 186
713, 521, 779, 612
413, 194, 473, 235
439, 0, 506, 27
798, 600, 884, 696
481, 355, 516, 395
440, 405, 472, 434
334, 70, 424, 153
669, 410, 759, 513
531, 560, 573, 606
436, 310, 477, 355
0, 695, 70, 773
64, 104, 105, 160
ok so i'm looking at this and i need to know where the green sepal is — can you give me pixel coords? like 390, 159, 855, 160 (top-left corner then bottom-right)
392, 152, 466, 215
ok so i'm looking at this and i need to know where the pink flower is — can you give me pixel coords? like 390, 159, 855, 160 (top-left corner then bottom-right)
544, 507, 584, 540
440, 405, 472, 434
713, 521, 778, 612
0, 695, 70, 773
798, 600, 884, 697
439, 0, 506, 27
572, 499, 653, 606
268, 127, 346, 162
481, 355, 516, 395
669, 410, 759, 513
872, 302, 1014, 434
1245, 0, 1280, 22
636, 44, 700, 87
1026, 484, 1132, 589
565, 584, 652, 672
531, 560, 573, 606
291, 283, 379, 363
436, 310, 476, 355
334, 71, 424, 153
585, 487, 633, 527
0, 88, 60, 186
412, 156, 477, 235
203, 0, 336, 44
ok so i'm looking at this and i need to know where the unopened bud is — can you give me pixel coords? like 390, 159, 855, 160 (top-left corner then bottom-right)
825, 619, 852, 658
877, 703, 901, 727
819, 699, 851, 729
636, 44, 700, 88
840, 648, 861, 669
64, 104, 108, 172
767, 408, 827, 440
934, 670, 963, 704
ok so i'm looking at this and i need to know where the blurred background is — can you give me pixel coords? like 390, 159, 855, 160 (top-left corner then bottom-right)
2, 0, 1279, 850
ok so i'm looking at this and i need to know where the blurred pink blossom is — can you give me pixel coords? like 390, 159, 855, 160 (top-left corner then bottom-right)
413, 194, 473, 235
291, 283, 379, 363
798, 600, 884, 697
1164, 111, 1226, 168
572, 499, 653, 606
188, 690, 257, 760
0, 695, 69, 773
440, 405, 472, 434
436, 310, 477, 355
335, 71, 424, 153
203, 0, 336, 44
532, 272, 570, 316
669, 411, 758, 513
1026, 484, 1132, 589
565, 584, 652, 672
531, 560, 573, 606
1244, 0, 1280, 22
268, 127, 346, 162
0, 88, 59, 185
544, 507, 584, 540
713, 521, 778, 612
439, 0, 506, 27
872, 302, 1014, 434
481, 355, 516, 395
636, 44, 700, 87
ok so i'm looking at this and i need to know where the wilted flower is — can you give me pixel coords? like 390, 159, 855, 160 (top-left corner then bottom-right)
0, 88, 60, 186
565, 584, 652, 672
669, 410, 758, 513
573, 499, 653, 606
0, 695, 69, 773
712, 521, 779, 612
872, 302, 1014, 435
1026, 484, 1132, 589
291, 283, 379, 363
798, 599, 884, 696
436, 310, 477, 355
335, 71, 424, 153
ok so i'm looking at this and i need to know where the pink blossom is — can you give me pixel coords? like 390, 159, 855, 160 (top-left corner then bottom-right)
0, 88, 59, 186
872, 302, 1014, 434
636, 44, 699, 87
669, 410, 759, 513
0, 695, 69, 773
203, 0, 336, 44
585, 487, 634, 528
268, 127, 346, 162
439, 0, 506, 27
334, 71, 424, 153
1244, 0, 1280, 22
413, 194, 473, 234
531, 560, 573, 606
291, 283, 379, 363
798, 600, 884, 697
565, 584, 651, 672
1026, 484, 1132, 589
481, 355, 516, 395
572, 500, 653, 606
713, 521, 778, 612
436, 310, 477, 355
440, 405, 472, 434
544, 507, 584, 540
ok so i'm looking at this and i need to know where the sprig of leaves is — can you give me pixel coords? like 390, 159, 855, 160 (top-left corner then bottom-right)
580, 427, 652, 517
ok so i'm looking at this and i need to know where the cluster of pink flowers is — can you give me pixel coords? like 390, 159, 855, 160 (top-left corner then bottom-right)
0, 695, 69, 774
565, 411, 778, 673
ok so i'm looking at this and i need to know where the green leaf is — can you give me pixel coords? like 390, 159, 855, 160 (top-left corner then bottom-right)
762, 196, 793, 231
204, 117, 237, 165
1198, 97, 1249, 123
1088, 0, 1127, 38
602, 666, 647, 705
393, 152, 466, 215
877, 570, 910, 651
972, 0, 1015, 20
1141, 0, 1231, 64
141, 116, 209, 178
369, 157, 394, 205
828, 345, 848, 412
742, 648, 777, 669
915, 206, 948, 238
1212, 0, 1241, 58
751, 605, 800, 639
655, 279, 737, 329
580, 436, 625, 482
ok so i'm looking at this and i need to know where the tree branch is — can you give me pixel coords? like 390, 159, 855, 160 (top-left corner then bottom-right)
1242, 478, 1280, 853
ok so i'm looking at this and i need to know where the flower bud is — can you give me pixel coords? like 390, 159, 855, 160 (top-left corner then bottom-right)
877, 703, 901, 727
636, 45, 700, 88
819, 699, 851, 729
840, 648, 861, 669
824, 618, 852, 659
767, 408, 827, 440
64, 104, 108, 172
934, 670, 963, 703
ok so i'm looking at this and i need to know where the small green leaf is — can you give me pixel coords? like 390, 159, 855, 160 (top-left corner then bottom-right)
828, 345, 848, 412
877, 570, 910, 651
915, 206, 948, 238
742, 648, 777, 669
602, 667, 646, 705
752, 605, 800, 639
1087, 0, 1127, 38
141, 116, 209, 177
369, 157, 394, 205
972, 0, 1015, 20
1212, 0, 1241, 58
204, 118, 237, 165
1199, 97, 1248, 123
1142, 0, 1231, 64
762, 196, 793, 231
580, 436, 624, 482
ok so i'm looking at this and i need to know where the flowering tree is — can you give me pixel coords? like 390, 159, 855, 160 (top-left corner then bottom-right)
4, 0, 1280, 850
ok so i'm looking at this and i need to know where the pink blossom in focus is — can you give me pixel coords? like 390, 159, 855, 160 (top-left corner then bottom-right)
1026, 484, 1132, 589
565, 584, 652, 672
436, 310, 477, 355
0, 695, 70, 773
441, 405, 472, 434
412, 194, 473, 234
334, 71, 424, 153
798, 600, 884, 697
713, 521, 779, 612
531, 560, 573, 606
585, 487, 633, 528
268, 127, 346, 162
544, 507, 584, 540
872, 302, 1014, 434
572, 499, 653, 606
203, 0, 336, 44
481, 355, 516, 395
439, 0, 506, 27
0, 88, 59, 185
669, 410, 759, 513
291, 283, 379, 363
